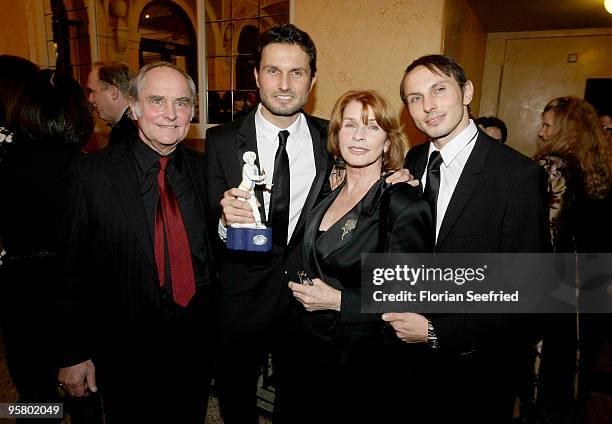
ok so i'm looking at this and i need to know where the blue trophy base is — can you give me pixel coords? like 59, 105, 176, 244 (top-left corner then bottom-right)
227, 227, 272, 252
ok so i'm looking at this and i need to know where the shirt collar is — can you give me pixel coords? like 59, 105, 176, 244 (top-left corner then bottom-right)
107, 106, 131, 128
428, 120, 478, 166
117, 105, 130, 122
133, 138, 181, 175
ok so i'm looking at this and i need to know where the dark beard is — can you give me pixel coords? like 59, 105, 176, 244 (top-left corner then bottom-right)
259, 93, 305, 117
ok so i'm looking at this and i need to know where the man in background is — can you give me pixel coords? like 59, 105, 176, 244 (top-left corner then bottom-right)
475, 115, 508, 143
85, 61, 134, 145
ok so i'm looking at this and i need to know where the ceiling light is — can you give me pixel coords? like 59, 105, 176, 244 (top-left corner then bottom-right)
605, 0, 612, 15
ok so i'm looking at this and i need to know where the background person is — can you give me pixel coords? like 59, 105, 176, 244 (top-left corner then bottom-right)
0, 68, 93, 412
599, 110, 611, 143
85, 61, 134, 146
0, 55, 39, 161
535, 96, 612, 412
475, 115, 508, 143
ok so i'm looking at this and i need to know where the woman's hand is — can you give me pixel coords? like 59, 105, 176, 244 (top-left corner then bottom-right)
289, 278, 341, 312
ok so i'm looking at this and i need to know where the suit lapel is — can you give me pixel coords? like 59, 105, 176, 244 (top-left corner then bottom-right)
105, 134, 156, 270
316, 178, 384, 260
181, 145, 207, 222
302, 188, 338, 273
436, 133, 489, 248
290, 114, 329, 245
235, 110, 267, 221
406, 141, 430, 180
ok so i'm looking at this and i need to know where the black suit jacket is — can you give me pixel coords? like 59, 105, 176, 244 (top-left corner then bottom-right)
108, 109, 135, 146
58, 130, 216, 367
303, 180, 433, 327
404, 131, 550, 422
405, 131, 550, 352
296, 180, 433, 422
204, 109, 333, 336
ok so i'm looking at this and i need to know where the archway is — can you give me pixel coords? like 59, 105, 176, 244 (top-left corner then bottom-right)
138, 1, 197, 82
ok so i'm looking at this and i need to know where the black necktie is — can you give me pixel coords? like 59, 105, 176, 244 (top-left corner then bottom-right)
423, 150, 443, 234
270, 130, 290, 246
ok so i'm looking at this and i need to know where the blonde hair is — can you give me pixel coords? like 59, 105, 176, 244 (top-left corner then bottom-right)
535, 96, 612, 198
328, 90, 406, 172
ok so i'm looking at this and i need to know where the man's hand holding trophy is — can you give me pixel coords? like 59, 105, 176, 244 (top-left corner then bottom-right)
226, 151, 273, 252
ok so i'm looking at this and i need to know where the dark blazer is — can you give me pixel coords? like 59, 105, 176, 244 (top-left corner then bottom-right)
58, 130, 216, 367
204, 109, 333, 335
406, 131, 550, 351
302, 179, 433, 330
108, 108, 135, 146
297, 180, 432, 423
404, 131, 550, 422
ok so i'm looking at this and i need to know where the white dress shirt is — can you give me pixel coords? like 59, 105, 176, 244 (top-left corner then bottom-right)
421, 120, 478, 241
219, 104, 316, 242
254, 104, 315, 242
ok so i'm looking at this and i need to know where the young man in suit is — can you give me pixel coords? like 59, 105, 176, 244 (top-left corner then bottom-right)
205, 24, 332, 423
382, 55, 550, 423
86, 61, 135, 146
58, 62, 217, 423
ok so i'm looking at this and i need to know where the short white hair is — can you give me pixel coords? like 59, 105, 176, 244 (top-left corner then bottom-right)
129, 61, 196, 119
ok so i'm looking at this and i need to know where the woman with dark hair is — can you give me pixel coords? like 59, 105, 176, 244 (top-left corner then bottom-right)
288, 90, 433, 422
534, 96, 612, 412
0, 69, 93, 410
0, 55, 39, 161
475, 115, 508, 143
0, 55, 40, 124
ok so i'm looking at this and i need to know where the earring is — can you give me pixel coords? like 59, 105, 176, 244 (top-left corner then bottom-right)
382, 150, 387, 171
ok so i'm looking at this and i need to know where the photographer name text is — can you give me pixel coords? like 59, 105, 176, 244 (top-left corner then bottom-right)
372, 290, 520, 302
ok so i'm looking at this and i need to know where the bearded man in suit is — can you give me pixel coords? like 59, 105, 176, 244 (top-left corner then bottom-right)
58, 62, 217, 423
382, 55, 550, 423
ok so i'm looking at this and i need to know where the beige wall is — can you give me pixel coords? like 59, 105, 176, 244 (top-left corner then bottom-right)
480, 27, 612, 156
442, 0, 487, 116
0, 1, 31, 58
0, 0, 53, 69
294, 0, 445, 146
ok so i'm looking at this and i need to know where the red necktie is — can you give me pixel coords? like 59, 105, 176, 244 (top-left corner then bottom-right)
154, 156, 196, 307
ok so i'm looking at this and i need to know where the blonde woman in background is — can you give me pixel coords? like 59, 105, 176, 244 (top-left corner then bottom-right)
535, 96, 612, 414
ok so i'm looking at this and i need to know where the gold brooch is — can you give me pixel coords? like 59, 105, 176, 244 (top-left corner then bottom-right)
341, 218, 358, 240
